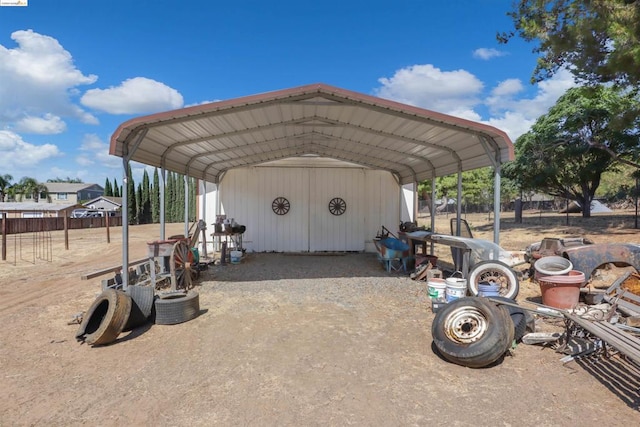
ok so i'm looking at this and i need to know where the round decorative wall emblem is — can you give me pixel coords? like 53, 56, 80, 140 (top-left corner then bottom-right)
272, 197, 290, 215
328, 197, 346, 216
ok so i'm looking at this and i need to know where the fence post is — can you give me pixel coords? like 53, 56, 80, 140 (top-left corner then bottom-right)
2, 213, 6, 261
106, 214, 111, 243
64, 215, 69, 250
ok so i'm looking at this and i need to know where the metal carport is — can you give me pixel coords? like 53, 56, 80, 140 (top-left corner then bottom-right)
110, 83, 514, 287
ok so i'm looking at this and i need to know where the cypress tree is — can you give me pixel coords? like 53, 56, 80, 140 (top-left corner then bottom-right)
166, 172, 174, 222
136, 183, 143, 225
127, 166, 136, 225
104, 178, 113, 197
152, 168, 160, 223
113, 178, 120, 198
141, 169, 151, 224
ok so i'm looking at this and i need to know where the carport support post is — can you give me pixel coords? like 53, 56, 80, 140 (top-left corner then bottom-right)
121, 158, 130, 290
160, 168, 166, 241
430, 179, 436, 254
184, 174, 189, 238
455, 171, 462, 235
493, 164, 501, 245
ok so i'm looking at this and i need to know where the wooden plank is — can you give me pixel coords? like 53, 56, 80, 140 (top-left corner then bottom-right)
81, 257, 149, 280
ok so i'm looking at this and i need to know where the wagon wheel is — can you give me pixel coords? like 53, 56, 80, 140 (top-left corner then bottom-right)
170, 240, 197, 291
272, 197, 290, 215
328, 197, 346, 216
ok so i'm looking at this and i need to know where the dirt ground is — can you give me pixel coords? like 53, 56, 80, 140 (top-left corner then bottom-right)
1, 212, 640, 426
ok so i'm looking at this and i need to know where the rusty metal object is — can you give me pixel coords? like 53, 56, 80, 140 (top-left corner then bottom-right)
527, 237, 594, 262
563, 243, 640, 281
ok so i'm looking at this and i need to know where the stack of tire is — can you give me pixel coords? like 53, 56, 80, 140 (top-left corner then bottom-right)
431, 296, 530, 368
75, 287, 200, 346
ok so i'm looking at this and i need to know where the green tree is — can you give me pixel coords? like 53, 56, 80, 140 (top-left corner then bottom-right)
500, 0, 640, 87
126, 167, 137, 225
141, 169, 151, 224
136, 183, 142, 225
104, 178, 113, 197
15, 177, 49, 202
113, 178, 120, 198
503, 86, 630, 217
0, 174, 13, 202
152, 168, 160, 223
47, 177, 83, 183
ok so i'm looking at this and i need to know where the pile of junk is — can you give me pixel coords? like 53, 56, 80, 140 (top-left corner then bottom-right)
423, 236, 640, 369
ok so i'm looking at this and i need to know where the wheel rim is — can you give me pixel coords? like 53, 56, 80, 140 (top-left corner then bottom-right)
172, 241, 195, 290
443, 306, 489, 344
473, 268, 512, 296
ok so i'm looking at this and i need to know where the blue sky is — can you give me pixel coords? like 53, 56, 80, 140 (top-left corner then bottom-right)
0, 1, 576, 188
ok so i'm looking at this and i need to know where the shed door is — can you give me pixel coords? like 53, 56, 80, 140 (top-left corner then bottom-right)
309, 169, 365, 251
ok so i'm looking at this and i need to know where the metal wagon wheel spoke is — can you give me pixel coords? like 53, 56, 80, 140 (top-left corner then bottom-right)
328, 197, 346, 216
170, 240, 197, 291
272, 197, 290, 215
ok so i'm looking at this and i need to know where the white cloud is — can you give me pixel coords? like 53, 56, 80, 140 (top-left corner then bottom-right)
81, 77, 184, 114
0, 30, 98, 125
15, 113, 67, 134
491, 79, 524, 97
0, 130, 61, 167
483, 69, 577, 140
473, 48, 508, 60
374, 64, 484, 113
75, 133, 121, 170
185, 99, 222, 107
373, 64, 577, 143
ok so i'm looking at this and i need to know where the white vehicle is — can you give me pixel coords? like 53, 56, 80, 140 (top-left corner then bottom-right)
70, 209, 116, 218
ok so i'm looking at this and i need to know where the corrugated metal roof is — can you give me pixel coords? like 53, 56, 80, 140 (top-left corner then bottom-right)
110, 83, 514, 185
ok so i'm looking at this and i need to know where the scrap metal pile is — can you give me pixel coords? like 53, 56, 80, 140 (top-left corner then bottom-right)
428, 237, 640, 369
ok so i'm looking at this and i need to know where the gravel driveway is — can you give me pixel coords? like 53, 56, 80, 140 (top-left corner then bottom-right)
2, 247, 639, 426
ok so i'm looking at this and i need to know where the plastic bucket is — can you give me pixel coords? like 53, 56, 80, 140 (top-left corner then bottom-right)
539, 270, 585, 309
230, 250, 242, 264
445, 277, 467, 302
478, 282, 501, 297
534, 256, 573, 280
427, 278, 446, 300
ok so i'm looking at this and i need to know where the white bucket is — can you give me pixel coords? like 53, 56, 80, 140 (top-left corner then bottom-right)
534, 256, 573, 279
427, 278, 446, 300
445, 277, 467, 302
230, 250, 242, 264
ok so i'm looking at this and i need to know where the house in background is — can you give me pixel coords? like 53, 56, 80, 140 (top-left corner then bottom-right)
0, 202, 79, 218
43, 183, 104, 205
82, 196, 122, 212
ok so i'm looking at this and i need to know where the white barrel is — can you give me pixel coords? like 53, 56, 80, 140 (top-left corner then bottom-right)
445, 277, 467, 302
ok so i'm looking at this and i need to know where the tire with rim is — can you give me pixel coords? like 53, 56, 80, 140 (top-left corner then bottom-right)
154, 291, 200, 325
76, 289, 132, 346
124, 285, 155, 330
432, 297, 513, 368
467, 261, 520, 300
489, 296, 528, 342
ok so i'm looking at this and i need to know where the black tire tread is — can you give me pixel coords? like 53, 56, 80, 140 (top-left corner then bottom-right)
154, 291, 200, 325
432, 297, 512, 368
76, 289, 132, 346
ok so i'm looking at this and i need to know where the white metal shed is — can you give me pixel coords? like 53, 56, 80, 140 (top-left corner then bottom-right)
110, 83, 514, 282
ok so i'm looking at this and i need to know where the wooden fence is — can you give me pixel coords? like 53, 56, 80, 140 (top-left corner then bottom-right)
0, 216, 123, 235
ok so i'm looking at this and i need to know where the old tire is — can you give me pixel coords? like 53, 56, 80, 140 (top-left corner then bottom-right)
489, 296, 527, 342
124, 285, 155, 330
467, 261, 520, 300
76, 289, 132, 346
432, 297, 513, 368
154, 291, 200, 325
